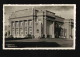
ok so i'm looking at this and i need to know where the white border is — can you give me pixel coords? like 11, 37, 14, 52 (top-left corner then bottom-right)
3, 4, 76, 50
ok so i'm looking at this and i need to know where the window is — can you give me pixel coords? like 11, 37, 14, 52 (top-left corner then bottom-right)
20, 22, 23, 26
25, 21, 27, 27
35, 10, 38, 15
25, 27, 27, 31
29, 21, 32, 26
37, 29, 39, 33
20, 22, 23, 28
38, 19, 41, 21
12, 22, 14, 28
20, 29, 23, 35
16, 28, 18, 34
26, 32, 27, 34
16, 22, 19, 28
30, 32, 32, 34
17, 32, 18, 34
36, 22, 38, 25
29, 27, 32, 31
12, 29, 14, 35
35, 10, 38, 22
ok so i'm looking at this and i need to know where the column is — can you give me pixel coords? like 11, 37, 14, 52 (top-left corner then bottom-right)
14, 21, 16, 38
17, 21, 19, 38
10, 22, 12, 36
33, 8, 35, 38
43, 11, 47, 38
33, 20, 36, 38
32, 20, 34, 38
39, 21, 41, 38
21, 20, 24, 38
7, 26, 8, 38
52, 22, 55, 38
18, 21, 20, 38
44, 19, 47, 38
27, 20, 29, 34
23, 20, 25, 37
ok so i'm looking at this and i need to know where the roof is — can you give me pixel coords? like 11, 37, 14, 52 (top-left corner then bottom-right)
46, 10, 55, 18
64, 19, 74, 23
55, 15, 65, 22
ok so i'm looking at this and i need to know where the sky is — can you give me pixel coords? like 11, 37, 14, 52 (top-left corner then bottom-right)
4, 5, 74, 25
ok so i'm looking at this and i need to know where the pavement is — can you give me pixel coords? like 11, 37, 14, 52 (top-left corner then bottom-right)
5, 38, 74, 47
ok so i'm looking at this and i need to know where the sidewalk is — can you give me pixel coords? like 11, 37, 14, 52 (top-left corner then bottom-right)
5, 38, 73, 47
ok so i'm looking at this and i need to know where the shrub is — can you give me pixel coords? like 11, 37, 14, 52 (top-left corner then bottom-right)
24, 34, 32, 39
28, 34, 32, 39
47, 35, 50, 38
15, 37, 17, 38
32, 35, 35, 39
38, 36, 41, 39
42, 34, 45, 38
24, 35, 28, 39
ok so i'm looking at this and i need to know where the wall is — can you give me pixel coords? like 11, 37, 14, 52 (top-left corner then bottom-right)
63, 19, 73, 39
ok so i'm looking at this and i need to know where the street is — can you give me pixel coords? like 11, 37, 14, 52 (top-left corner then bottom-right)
5, 38, 73, 48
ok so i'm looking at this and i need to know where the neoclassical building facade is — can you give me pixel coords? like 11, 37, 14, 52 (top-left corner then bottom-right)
9, 8, 73, 38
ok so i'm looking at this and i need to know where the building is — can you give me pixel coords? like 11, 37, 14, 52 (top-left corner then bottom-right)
8, 8, 73, 38
62, 19, 74, 38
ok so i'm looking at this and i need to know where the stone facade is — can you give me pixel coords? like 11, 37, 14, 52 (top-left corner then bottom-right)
8, 8, 73, 38
62, 19, 74, 38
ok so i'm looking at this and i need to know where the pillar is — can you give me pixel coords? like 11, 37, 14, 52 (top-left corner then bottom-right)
32, 20, 34, 38
44, 19, 47, 38
52, 22, 55, 38
43, 11, 47, 38
18, 21, 20, 37
18, 21, 19, 38
27, 21, 28, 36
22, 20, 24, 38
7, 26, 8, 38
23, 20, 25, 37
10, 22, 12, 35
14, 21, 15, 38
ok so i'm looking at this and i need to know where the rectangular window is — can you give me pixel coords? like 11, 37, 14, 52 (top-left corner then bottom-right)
25, 21, 27, 27
16, 22, 19, 28
25, 31, 27, 35
26, 32, 27, 34
29, 27, 32, 32
20, 29, 23, 35
35, 10, 38, 21
12, 22, 14, 28
12, 29, 14, 35
38, 19, 41, 21
17, 32, 18, 34
20, 22, 23, 28
29, 32, 32, 35
25, 27, 27, 31
29, 21, 32, 26
20, 29, 21, 35
37, 29, 39, 33
16, 28, 18, 34
35, 10, 38, 16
